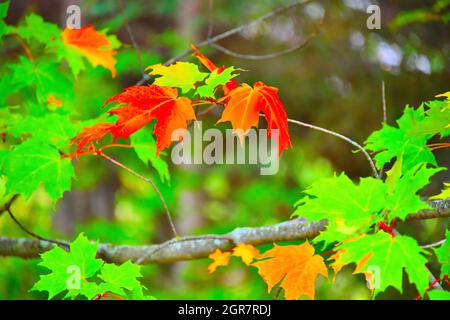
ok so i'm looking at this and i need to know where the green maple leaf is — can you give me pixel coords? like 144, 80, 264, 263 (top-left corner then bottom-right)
14, 13, 60, 45
0, 1, 9, 19
55, 44, 86, 77
0, 1, 9, 41
423, 99, 450, 138
147, 61, 209, 93
98, 261, 143, 297
4, 139, 75, 202
130, 128, 170, 183
365, 99, 450, 170
0, 149, 7, 174
333, 232, 429, 297
293, 174, 387, 244
427, 290, 450, 300
365, 106, 437, 170
31, 234, 103, 300
10, 57, 74, 104
434, 230, 450, 278
385, 159, 444, 221
9, 114, 80, 149
195, 66, 239, 98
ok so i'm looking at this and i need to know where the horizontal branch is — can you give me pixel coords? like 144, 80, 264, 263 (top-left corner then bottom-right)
0, 199, 448, 265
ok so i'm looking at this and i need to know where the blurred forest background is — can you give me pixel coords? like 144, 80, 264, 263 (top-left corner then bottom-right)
0, 0, 449, 299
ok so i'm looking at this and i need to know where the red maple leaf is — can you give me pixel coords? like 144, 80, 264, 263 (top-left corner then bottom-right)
104, 85, 195, 155
218, 81, 292, 156
71, 122, 116, 155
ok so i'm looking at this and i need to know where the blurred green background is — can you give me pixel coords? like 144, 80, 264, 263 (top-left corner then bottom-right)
0, 0, 449, 300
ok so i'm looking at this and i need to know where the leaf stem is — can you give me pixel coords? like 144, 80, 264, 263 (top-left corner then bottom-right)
286, 118, 381, 179
98, 151, 179, 239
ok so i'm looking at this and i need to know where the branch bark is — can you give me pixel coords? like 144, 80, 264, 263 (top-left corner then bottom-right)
0, 199, 448, 265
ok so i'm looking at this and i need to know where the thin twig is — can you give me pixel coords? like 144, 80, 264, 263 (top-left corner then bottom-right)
98, 151, 179, 239
421, 239, 446, 249
286, 118, 380, 178
0, 194, 19, 216
210, 33, 316, 60
379, 81, 387, 177
207, 0, 214, 39
136, 0, 313, 85
119, 0, 145, 74
6, 208, 69, 248
12, 34, 34, 61
381, 81, 387, 124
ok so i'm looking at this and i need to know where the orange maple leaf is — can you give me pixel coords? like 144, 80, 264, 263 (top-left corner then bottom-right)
62, 25, 117, 77
208, 249, 231, 273
252, 242, 328, 300
232, 243, 260, 266
218, 81, 292, 156
104, 85, 195, 156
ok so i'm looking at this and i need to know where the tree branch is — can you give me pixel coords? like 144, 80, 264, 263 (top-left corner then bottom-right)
0, 199, 448, 264
136, 0, 313, 85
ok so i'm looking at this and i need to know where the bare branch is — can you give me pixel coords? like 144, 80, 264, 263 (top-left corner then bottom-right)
421, 239, 446, 249
136, 0, 313, 85
0, 199, 448, 264
209, 33, 315, 60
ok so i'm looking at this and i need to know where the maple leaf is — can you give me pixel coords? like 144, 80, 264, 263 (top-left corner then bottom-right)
146, 62, 208, 94
191, 45, 237, 96
195, 66, 240, 98
4, 138, 75, 202
384, 159, 444, 221
218, 82, 292, 156
430, 182, 450, 200
98, 261, 144, 297
71, 122, 116, 155
14, 13, 60, 45
365, 101, 450, 170
434, 230, 450, 278
294, 174, 387, 244
103, 85, 195, 156
10, 57, 74, 104
208, 249, 231, 273
9, 114, 81, 149
32, 233, 151, 300
62, 25, 117, 77
31, 233, 103, 299
130, 127, 170, 183
331, 232, 429, 297
232, 244, 260, 266
252, 242, 328, 300
427, 290, 450, 300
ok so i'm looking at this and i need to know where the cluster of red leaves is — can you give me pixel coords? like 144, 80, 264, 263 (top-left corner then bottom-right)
71, 46, 292, 158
